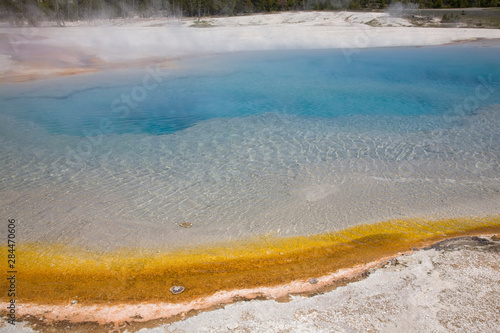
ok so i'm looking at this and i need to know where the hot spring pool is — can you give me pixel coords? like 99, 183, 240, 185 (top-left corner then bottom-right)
1, 43, 500, 250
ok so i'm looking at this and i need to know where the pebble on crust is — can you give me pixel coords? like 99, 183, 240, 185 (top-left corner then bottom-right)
170, 286, 185, 295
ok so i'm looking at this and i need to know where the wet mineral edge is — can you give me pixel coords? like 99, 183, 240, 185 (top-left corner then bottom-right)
161, 235, 500, 333
0, 217, 499, 332
1, 233, 499, 332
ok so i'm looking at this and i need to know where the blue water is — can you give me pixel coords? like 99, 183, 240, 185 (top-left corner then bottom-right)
2, 44, 499, 136
1, 43, 500, 249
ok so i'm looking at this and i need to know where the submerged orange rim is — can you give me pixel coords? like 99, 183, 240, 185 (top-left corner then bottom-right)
2, 216, 499, 305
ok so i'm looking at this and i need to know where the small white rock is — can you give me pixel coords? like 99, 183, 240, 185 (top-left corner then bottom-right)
170, 286, 185, 295
227, 322, 239, 330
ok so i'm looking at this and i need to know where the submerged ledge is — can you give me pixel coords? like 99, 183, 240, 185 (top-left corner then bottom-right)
1, 216, 500, 328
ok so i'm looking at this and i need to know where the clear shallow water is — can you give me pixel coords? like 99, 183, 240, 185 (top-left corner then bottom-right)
1, 44, 500, 249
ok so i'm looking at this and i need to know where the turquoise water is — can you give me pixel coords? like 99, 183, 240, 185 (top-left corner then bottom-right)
2, 45, 499, 136
1, 44, 499, 249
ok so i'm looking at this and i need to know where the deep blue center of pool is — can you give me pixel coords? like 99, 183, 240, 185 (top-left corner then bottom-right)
1, 44, 500, 136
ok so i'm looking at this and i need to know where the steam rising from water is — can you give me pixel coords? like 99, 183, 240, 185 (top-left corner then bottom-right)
385, 2, 420, 18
